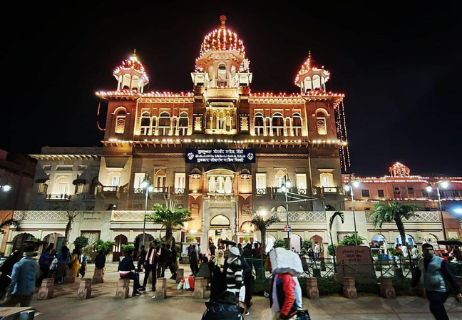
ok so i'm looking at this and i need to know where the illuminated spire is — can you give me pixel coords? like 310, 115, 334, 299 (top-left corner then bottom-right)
220, 15, 227, 29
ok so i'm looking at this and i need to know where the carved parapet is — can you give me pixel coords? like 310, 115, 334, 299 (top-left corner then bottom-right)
343, 277, 357, 299
194, 277, 208, 299
115, 278, 130, 299
305, 277, 319, 299
92, 268, 104, 284
64, 269, 75, 284
153, 277, 167, 299
37, 278, 54, 300
379, 277, 395, 299
176, 268, 184, 284
77, 278, 92, 299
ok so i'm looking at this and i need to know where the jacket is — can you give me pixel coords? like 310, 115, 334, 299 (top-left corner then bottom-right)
7, 256, 39, 296
270, 273, 297, 318
118, 255, 136, 276
225, 257, 243, 294
95, 253, 106, 269
419, 256, 447, 292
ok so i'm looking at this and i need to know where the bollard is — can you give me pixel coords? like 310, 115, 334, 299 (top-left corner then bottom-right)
343, 277, 357, 299
115, 278, 130, 299
92, 268, 104, 284
176, 268, 184, 284
153, 277, 167, 299
379, 277, 395, 299
38, 278, 54, 300
77, 278, 92, 299
64, 269, 76, 284
305, 277, 319, 299
193, 277, 208, 299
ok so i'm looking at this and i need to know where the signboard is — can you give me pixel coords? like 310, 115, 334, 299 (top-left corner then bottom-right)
185, 148, 256, 163
335, 246, 376, 284
283, 225, 292, 232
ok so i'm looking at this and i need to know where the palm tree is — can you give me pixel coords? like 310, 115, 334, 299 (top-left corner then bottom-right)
147, 200, 192, 246
65, 210, 79, 244
369, 202, 419, 248
251, 213, 279, 254
0, 218, 20, 229
328, 211, 344, 252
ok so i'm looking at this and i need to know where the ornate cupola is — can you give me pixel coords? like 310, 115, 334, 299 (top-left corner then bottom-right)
192, 15, 252, 90
113, 50, 149, 92
295, 51, 330, 94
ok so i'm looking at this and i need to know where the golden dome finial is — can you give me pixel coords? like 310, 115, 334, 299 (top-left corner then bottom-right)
220, 15, 227, 29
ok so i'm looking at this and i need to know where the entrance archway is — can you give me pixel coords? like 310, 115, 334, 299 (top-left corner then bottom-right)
289, 233, 302, 253
423, 233, 439, 248
42, 233, 64, 252
266, 235, 276, 253
113, 234, 128, 262
371, 234, 387, 255
12, 233, 34, 252
310, 235, 324, 258
395, 234, 415, 246
209, 214, 232, 249
134, 233, 154, 258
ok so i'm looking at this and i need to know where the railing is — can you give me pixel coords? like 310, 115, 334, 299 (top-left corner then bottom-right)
256, 188, 266, 195
102, 186, 118, 192
14, 210, 70, 221
274, 211, 326, 222
111, 211, 145, 222
46, 194, 70, 200
134, 188, 144, 194
174, 188, 185, 194
298, 188, 307, 195
366, 211, 440, 223
322, 187, 338, 194
150, 187, 169, 193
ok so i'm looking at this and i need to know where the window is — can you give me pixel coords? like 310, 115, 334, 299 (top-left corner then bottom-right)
293, 113, 302, 136
179, 113, 189, 135
155, 169, 167, 192
316, 112, 327, 135
296, 174, 307, 194
115, 110, 126, 134
378, 189, 385, 198
393, 186, 400, 195
256, 173, 266, 194
320, 173, 334, 187
408, 187, 414, 195
159, 112, 171, 135
361, 190, 370, 197
111, 176, 120, 187
140, 112, 150, 135
272, 113, 284, 136
133, 173, 145, 193
275, 169, 287, 189
218, 63, 227, 81
174, 173, 186, 193
38, 183, 48, 194
422, 190, 429, 198
55, 176, 70, 195
254, 113, 264, 136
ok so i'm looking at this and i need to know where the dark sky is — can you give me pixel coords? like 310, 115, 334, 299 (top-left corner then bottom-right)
2, 1, 461, 177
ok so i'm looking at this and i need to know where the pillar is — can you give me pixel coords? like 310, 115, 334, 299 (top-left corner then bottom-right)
305, 277, 319, 299
37, 278, 54, 300
194, 277, 208, 299
153, 277, 167, 299
77, 278, 92, 299
379, 277, 395, 299
343, 277, 357, 299
115, 278, 130, 299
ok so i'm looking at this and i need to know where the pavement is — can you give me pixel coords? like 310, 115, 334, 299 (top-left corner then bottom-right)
21, 263, 462, 320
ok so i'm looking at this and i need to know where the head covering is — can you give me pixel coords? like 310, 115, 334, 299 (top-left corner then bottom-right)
229, 247, 240, 257
422, 243, 433, 250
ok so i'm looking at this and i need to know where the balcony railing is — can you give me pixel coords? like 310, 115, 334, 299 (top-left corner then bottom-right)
323, 187, 338, 194
46, 194, 70, 200
102, 186, 118, 192
174, 188, 185, 194
256, 188, 266, 195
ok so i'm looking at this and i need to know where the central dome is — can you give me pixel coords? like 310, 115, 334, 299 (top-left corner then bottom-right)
197, 15, 245, 64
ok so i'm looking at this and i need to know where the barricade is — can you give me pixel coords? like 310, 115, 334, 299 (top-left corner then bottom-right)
37, 278, 54, 300
343, 277, 357, 299
77, 278, 92, 299
153, 277, 167, 299
92, 268, 104, 284
115, 278, 130, 299
305, 277, 319, 299
193, 277, 208, 299
379, 277, 395, 299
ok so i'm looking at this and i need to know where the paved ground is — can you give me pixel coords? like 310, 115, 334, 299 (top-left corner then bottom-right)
21, 263, 462, 320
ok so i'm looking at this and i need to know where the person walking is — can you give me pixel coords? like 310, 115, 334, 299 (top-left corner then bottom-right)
143, 243, 157, 291
225, 247, 244, 310
118, 248, 144, 296
137, 245, 146, 273
314, 242, 320, 261
412, 243, 462, 320
2, 245, 39, 307
56, 245, 70, 283
189, 245, 199, 275
0, 250, 22, 299
68, 248, 81, 279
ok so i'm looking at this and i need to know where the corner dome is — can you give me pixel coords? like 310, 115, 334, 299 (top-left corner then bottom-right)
113, 50, 149, 85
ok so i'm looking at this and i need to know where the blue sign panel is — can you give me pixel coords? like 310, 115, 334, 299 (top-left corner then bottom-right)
185, 149, 256, 163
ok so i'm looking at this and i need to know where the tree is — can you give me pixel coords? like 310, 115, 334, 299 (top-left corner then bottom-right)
65, 210, 79, 244
147, 200, 192, 246
369, 201, 419, 247
251, 214, 279, 254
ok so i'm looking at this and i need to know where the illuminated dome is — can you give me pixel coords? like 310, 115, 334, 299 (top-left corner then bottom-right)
389, 162, 411, 177
196, 16, 245, 67
295, 51, 330, 90
113, 50, 149, 92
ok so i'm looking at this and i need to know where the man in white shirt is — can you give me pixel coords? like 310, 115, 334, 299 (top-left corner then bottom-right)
314, 243, 320, 261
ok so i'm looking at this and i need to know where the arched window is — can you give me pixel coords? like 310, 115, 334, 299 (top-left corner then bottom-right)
272, 113, 284, 136
54, 176, 70, 196
217, 63, 227, 86
159, 112, 171, 135
275, 170, 287, 189
179, 112, 189, 135
155, 169, 167, 192
254, 113, 264, 136
316, 112, 327, 135
293, 113, 302, 136
115, 109, 126, 134
140, 111, 150, 135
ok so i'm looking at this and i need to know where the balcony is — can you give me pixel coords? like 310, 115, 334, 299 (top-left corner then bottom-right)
322, 187, 338, 194
98, 186, 120, 199
46, 194, 70, 200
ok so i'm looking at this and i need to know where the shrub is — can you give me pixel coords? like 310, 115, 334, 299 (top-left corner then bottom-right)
317, 276, 342, 295
392, 276, 412, 295
73, 236, 89, 249
300, 240, 313, 255
356, 282, 380, 294
339, 234, 365, 246
95, 239, 116, 255
328, 244, 337, 256
253, 276, 270, 295
121, 244, 135, 254
186, 236, 196, 243
274, 239, 286, 248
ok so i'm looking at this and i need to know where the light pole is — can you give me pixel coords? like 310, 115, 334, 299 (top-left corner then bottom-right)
141, 176, 153, 247
426, 181, 449, 242
344, 180, 360, 245
280, 175, 292, 249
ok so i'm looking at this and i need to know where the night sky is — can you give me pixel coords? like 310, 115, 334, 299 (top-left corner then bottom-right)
2, 1, 461, 177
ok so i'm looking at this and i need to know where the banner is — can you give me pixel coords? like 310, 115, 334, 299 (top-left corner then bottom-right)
185, 148, 256, 163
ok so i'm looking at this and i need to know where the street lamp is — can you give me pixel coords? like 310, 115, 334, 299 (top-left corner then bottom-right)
344, 179, 360, 245
1, 185, 11, 192
141, 176, 154, 246
280, 175, 292, 248
426, 181, 449, 241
